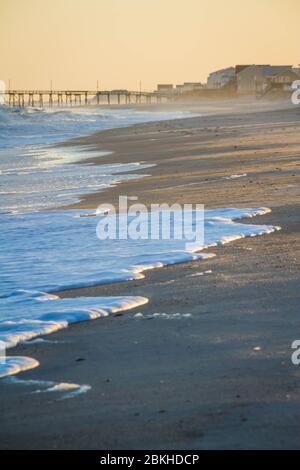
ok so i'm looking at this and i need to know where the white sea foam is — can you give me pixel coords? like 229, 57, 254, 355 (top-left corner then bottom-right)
5, 376, 53, 387
134, 312, 192, 320
189, 270, 212, 277
0, 295, 149, 350
226, 173, 247, 179
43, 383, 91, 400
34, 382, 91, 399
5, 376, 91, 399
22, 338, 61, 345
0, 357, 39, 378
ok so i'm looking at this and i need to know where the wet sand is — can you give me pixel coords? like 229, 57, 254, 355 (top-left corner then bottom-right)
1, 101, 300, 449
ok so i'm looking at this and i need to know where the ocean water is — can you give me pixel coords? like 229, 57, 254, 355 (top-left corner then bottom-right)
0, 106, 190, 213
0, 105, 280, 381
0, 106, 192, 150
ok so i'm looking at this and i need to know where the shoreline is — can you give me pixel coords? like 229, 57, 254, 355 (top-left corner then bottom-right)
1, 101, 300, 449
61, 100, 299, 212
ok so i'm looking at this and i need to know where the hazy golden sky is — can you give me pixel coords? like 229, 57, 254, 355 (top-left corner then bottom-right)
0, 0, 299, 91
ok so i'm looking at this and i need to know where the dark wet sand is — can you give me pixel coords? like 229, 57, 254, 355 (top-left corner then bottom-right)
1, 101, 300, 449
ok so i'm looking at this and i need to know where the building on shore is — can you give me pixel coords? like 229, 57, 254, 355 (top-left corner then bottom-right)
207, 67, 235, 89
157, 63, 299, 100
175, 82, 203, 94
156, 84, 174, 94
236, 65, 299, 95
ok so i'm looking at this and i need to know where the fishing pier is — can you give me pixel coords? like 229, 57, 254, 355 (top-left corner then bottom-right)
2, 89, 170, 107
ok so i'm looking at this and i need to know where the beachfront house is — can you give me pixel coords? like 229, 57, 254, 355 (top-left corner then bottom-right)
176, 84, 184, 93
176, 82, 203, 93
207, 67, 235, 89
236, 65, 298, 95
157, 84, 174, 94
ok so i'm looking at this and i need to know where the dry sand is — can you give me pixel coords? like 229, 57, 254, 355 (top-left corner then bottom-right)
1, 100, 300, 449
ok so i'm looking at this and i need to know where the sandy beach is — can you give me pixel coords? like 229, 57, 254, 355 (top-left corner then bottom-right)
1, 101, 300, 449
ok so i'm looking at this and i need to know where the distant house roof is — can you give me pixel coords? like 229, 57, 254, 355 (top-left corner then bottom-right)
237, 65, 293, 78
208, 67, 235, 77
